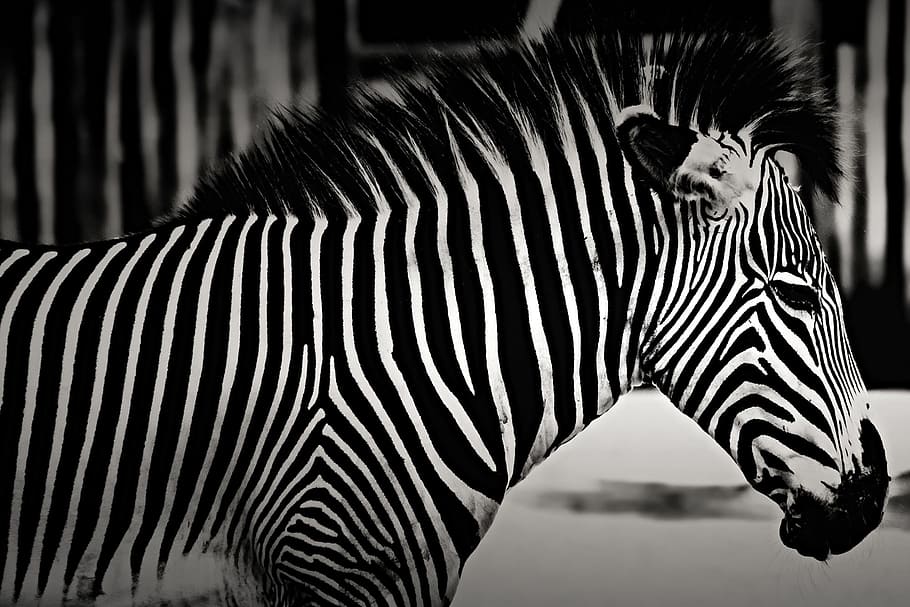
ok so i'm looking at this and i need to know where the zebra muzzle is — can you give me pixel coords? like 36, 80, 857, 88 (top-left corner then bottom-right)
779, 419, 889, 560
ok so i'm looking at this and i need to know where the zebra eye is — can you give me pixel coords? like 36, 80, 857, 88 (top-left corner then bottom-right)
771, 280, 820, 315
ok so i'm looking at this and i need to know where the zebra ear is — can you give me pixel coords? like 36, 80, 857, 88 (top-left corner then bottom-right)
617, 106, 753, 207
616, 106, 698, 194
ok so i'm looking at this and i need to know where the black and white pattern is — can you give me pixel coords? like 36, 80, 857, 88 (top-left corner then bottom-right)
0, 29, 890, 606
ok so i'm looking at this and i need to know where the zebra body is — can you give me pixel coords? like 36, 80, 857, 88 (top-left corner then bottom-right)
0, 124, 639, 602
0, 29, 889, 606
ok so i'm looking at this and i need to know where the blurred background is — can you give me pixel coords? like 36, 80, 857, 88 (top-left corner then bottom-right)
0, 2, 908, 606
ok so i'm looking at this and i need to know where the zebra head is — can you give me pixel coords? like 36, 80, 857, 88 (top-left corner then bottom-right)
617, 107, 889, 560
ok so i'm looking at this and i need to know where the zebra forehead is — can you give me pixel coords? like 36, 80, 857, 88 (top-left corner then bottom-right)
170, 27, 840, 225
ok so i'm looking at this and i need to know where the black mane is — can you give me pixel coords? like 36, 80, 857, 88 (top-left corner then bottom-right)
170, 28, 840, 224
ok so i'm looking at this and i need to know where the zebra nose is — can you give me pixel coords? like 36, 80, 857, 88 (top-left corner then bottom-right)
826, 420, 889, 555
779, 422, 889, 560
779, 495, 831, 560
825, 469, 888, 555
783, 489, 888, 561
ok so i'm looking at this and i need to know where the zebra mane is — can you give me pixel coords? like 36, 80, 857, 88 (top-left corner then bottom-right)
171, 28, 840, 224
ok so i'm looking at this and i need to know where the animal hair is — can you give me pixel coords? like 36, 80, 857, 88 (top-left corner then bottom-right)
169, 27, 841, 225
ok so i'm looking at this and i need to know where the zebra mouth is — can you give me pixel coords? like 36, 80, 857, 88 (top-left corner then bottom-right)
778, 474, 888, 560
779, 513, 832, 561
774, 419, 889, 560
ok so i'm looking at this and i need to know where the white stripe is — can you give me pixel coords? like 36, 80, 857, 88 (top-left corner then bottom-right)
0, 252, 56, 414
305, 437, 396, 553
249, 218, 329, 555
127, 220, 212, 586
641, 189, 671, 363
579, 109, 619, 411
181, 217, 254, 550
150, 216, 236, 567
200, 216, 275, 548
721, 379, 836, 459
570, 100, 614, 415
655, 204, 738, 374
288, 503, 361, 558
371, 138, 495, 471
369, 170, 495, 597
528, 95, 585, 438
307, 217, 326, 413
268, 478, 367, 579
0, 250, 57, 600
616, 158, 647, 391
326, 356, 424, 606
661, 234, 739, 387
0, 249, 29, 279
606, 176, 626, 286
60, 235, 154, 574
257, 421, 398, 573
7, 249, 88, 597
445, 113, 515, 483
276, 545, 370, 607
496, 128, 557, 477
222, 218, 300, 550
408, 140, 476, 396
657, 200, 688, 347
77, 230, 181, 589
254, 410, 327, 563
24, 243, 127, 596
340, 213, 434, 605
285, 513, 357, 563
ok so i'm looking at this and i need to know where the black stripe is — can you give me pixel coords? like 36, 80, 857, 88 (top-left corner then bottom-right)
534, 124, 585, 449
457, 128, 541, 487
61, 237, 152, 593
323, 368, 426, 607
1, 251, 67, 598
737, 419, 839, 484
221, 222, 289, 551
435, 128, 507, 495
188, 220, 265, 549
89, 229, 183, 592
560, 98, 611, 427
214, 225, 321, 557
602, 124, 638, 400
127, 223, 220, 580
157, 219, 245, 571
159, 221, 243, 560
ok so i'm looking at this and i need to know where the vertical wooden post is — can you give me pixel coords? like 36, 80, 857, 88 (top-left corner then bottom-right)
190, 0, 216, 171
48, 0, 81, 243
10, 2, 39, 243
153, 0, 178, 212
120, 0, 148, 234
81, 0, 114, 242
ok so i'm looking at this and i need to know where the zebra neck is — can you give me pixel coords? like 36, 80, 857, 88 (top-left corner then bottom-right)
454, 115, 661, 486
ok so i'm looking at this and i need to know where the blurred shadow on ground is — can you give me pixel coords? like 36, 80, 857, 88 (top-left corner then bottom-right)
533, 471, 910, 530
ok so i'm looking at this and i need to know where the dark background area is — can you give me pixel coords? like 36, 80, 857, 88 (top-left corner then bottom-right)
0, 0, 907, 388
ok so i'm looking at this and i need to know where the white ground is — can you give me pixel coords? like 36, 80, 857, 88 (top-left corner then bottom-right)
456, 389, 910, 607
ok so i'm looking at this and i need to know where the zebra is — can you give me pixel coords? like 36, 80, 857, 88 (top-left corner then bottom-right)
0, 28, 890, 606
